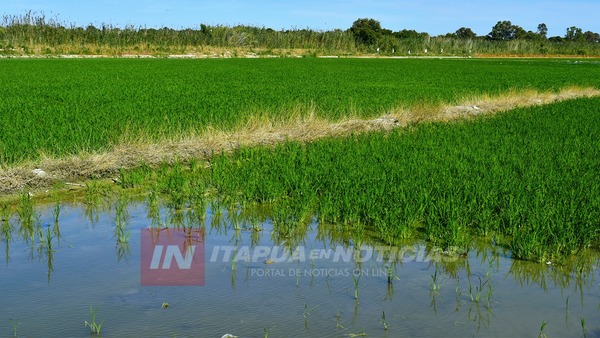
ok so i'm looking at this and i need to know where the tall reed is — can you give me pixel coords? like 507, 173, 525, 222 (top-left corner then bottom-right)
1, 13, 599, 56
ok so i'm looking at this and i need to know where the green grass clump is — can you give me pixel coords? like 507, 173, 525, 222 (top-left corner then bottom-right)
1, 58, 600, 165
84, 304, 104, 336
198, 97, 599, 262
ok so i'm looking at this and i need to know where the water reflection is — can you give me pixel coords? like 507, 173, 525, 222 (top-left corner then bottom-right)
2, 197, 599, 294
41, 227, 55, 283
1, 204, 14, 263
114, 193, 131, 261
3, 206, 61, 283
210, 203, 599, 292
201, 201, 599, 336
508, 251, 599, 293
0, 197, 599, 336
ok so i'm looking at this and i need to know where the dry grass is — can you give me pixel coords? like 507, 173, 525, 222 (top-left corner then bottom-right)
3, 44, 317, 58
1, 86, 599, 197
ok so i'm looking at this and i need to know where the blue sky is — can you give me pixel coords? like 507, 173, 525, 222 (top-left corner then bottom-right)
3, 0, 599, 37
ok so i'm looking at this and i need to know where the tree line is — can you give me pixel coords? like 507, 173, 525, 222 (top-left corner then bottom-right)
1, 12, 598, 56
351, 18, 600, 45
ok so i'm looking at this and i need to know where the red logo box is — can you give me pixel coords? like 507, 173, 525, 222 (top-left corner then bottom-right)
141, 227, 205, 286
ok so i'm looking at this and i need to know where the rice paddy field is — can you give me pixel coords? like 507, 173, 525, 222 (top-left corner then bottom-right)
117, 95, 600, 263
1, 57, 600, 336
1, 58, 600, 164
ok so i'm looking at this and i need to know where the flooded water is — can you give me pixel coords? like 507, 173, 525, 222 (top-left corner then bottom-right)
1, 200, 599, 337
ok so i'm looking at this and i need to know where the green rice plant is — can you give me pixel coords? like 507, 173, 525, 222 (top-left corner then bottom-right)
565, 296, 570, 323
82, 180, 110, 226
18, 194, 41, 259
380, 311, 388, 331
431, 267, 442, 292
51, 198, 61, 240
115, 240, 130, 262
352, 272, 360, 300
303, 303, 319, 328
385, 277, 395, 301
231, 249, 237, 271
12, 62, 592, 271
1, 204, 13, 237
538, 320, 548, 338
1, 204, 13, 262
16, 191, 34, 234
84, 179, 102, 207
263, 325, 275, 338
84, 206, 100, 227
0, 203, 10, 222
145, 185, 161, 224
51, 199, 60, 222
189, 189, 208, 224
113, 225, 128, 242
43, 226, 55, 283
84, 304, 104, 336
112, 192, 131, 261
466, 300, 492, 332
9, 318, 20, 337
118, 165, 149, 189
468, 276, 488, 303
335, 310, 344, 329
43, 226, 54, 253
200, 97, 600, 262
159, 161, 190, 210
227, 204, 243, 231
385, 265, 401, 285
581, 316, 587, 338
455, 258, 494, 309
1, 58, 600, 167
114, 192, 129, 224
454, 277, 463, 312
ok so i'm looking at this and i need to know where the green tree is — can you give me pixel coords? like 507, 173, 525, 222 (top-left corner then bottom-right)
565, 26, 585, 41
349, 18, 382, 45
513, 26, 528, 39
584, 31, 600, 43
455, 27, 476, 39
379, 35, 399, 53
537, 23, 548, 39
487, 20, 524, 41
200, 24, 211, 37
394, 29, 428, 40
548, 36, 563, 43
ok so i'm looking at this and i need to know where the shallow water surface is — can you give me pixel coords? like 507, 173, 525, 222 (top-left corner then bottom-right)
1, 201, 599, 337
